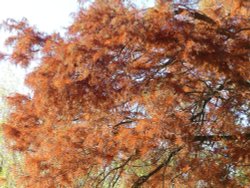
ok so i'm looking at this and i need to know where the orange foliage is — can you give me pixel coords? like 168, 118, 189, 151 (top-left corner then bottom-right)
1, 0, 250, 187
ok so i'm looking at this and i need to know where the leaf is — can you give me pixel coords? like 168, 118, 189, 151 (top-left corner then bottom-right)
182, 165, 190, 173
165, 95, 174, 105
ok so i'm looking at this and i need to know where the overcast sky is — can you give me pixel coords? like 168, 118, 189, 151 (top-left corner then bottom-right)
0, 0, 155, 95
0, 0, 78, 33
0, 0, 79, 95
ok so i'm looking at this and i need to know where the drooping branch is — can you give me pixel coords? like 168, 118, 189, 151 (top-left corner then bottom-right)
131, 147, 182, 188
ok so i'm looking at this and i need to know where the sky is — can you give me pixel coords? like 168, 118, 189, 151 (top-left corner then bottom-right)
0, 0, 78, 33
0, 0, 79, 95
0, 0, 155, 96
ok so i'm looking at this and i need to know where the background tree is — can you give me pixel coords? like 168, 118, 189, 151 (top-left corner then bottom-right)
1, 0, 250, 187
0, 63, 27, 188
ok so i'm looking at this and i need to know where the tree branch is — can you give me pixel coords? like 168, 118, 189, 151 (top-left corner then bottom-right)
174, 7, 216, 25
192, 133, 250, 142
131, 147, 182, 188
96, 155, 133, 187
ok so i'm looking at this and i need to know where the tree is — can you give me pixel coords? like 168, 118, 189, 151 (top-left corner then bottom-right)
1, 0, 250, 187
0, 64, 26, 188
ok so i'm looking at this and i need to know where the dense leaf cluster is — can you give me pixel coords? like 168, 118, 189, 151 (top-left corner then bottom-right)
1, 0, 250, 187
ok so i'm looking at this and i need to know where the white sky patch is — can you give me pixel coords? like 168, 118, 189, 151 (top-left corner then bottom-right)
132, 0, 155, 9
0, 0, 78, 34
0, 0, 79, 96
0, 63, 27, 94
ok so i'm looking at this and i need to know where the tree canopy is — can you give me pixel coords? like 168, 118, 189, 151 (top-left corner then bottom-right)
1, 0, 250, 187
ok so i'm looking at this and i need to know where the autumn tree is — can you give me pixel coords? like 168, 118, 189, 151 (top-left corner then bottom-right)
1, 0, 250, 187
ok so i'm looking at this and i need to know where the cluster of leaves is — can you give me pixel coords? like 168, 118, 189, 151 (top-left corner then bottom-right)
1, 0, 250, 187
